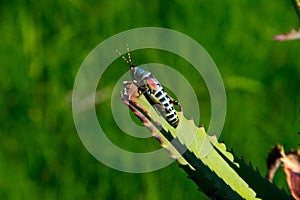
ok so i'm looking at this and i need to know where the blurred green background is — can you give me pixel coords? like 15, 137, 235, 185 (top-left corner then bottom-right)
1, 0, 299, 199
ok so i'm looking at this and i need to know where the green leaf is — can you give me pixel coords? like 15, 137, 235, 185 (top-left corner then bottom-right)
121, 82, 292, 200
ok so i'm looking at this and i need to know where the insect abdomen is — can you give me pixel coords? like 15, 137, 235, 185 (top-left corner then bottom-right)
151, 85, 179, 128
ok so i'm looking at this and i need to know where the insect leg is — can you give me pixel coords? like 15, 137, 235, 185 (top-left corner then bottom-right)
123, 81, 134, 89
168, 95, 181, 111
169, 96, 180, 106
136, 88, 148, 98
123, 81, 134, 96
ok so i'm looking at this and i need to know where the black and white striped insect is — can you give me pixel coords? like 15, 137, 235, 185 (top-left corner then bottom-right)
117, 47, 180, 128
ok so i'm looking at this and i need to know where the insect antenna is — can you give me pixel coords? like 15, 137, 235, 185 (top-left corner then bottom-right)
115, 49, 129, 64
116, 45, 135, 69
126, 45, 132, 64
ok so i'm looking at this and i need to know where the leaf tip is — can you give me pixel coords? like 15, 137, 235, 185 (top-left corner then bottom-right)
273, 28, 300, 41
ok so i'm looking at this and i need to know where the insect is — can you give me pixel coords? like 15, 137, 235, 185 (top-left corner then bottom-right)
116, 46, 180, 128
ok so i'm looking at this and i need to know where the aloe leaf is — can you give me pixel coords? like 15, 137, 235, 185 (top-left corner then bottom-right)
121, 82, 292, 200
273, 28, 300, 41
